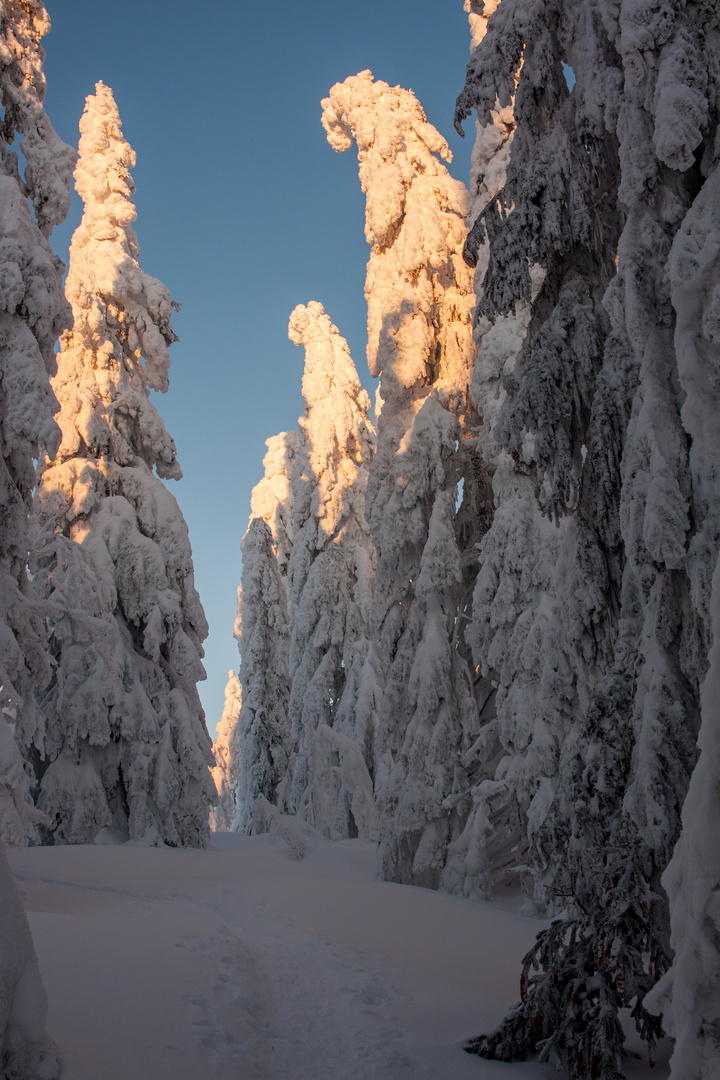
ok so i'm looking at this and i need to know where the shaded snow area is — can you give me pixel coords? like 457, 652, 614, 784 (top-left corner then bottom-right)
8, 835, 670, 1080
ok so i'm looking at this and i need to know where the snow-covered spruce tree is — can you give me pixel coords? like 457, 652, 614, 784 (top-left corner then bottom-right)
454, 0, 628, 909
643, 144, 720, 1080
227, 426, 300, 832
371, 393, 481, 887
0, 838, 58, 1079
232, 517, 294, 833
0, 5, 71, 1076
457, 2, 718, 1076
278, 301, 379, 842
321, 70, 490, 886
438, 0, 541, 903
31, 82, 214, 847
209, 670, 241, 831
0, 0, 75, 846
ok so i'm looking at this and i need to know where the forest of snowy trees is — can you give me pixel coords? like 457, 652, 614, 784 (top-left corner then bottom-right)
1, 1, 719, 1078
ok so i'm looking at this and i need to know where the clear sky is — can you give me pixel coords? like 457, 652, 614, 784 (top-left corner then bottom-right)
41, 0, 476, 736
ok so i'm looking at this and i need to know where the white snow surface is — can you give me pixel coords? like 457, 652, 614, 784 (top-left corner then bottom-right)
7, 835, 671, 1080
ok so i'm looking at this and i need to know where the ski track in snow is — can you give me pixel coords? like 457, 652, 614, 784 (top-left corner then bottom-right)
8, 835, 670, 1080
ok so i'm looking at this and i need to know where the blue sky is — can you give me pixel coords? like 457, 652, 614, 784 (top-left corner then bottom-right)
42, 0, 476, 736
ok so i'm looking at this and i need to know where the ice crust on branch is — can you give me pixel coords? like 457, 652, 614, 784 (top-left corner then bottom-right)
32, 83, 214, 848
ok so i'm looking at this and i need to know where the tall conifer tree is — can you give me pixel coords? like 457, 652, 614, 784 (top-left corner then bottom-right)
280, 302, 378, 840
233, 517, 294, 832
0, 0, 74, 846
0, 4, 71, 1075
209, 670, 241, 831
456, 1, 719, 1074
228, 429, 299, 831
32, 83, 214, 846
321, 71, 489, 883
645, 126, 720, 1080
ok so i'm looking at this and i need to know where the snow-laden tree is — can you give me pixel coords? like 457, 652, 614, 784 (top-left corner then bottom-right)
232, 517, 294, 833
31, 82, 214, 847
321, 70, 478, 537
453, 0, 627, 909
278, 301, 379, 842
321, 70, 489, 883
227, 423, 301, 832
209, 670, 241, 832
436, 0, 544, 903
0, 838, 58, 1079
457, 1, 719, 1076
644, 143, 720, 1080
371, 394, 484, 887
0, 5, 71, 1075
0, 0, 75, 846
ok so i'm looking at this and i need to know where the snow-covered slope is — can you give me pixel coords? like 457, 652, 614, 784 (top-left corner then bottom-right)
8, 836, 670, 1080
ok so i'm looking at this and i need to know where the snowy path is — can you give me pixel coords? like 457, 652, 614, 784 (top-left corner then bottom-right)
9, 835, 670, 1080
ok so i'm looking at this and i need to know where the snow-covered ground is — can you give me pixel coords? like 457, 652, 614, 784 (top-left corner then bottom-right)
9, 832, 671, 1080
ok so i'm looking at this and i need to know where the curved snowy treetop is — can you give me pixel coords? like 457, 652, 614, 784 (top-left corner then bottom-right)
321, 70, 455, 250
249, 431, 301, 575
288, 301, 375, 542
321, 71, 474, 396
54, 82, 181, 479
0, 0, 75, 235
289, 300, 375, 465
